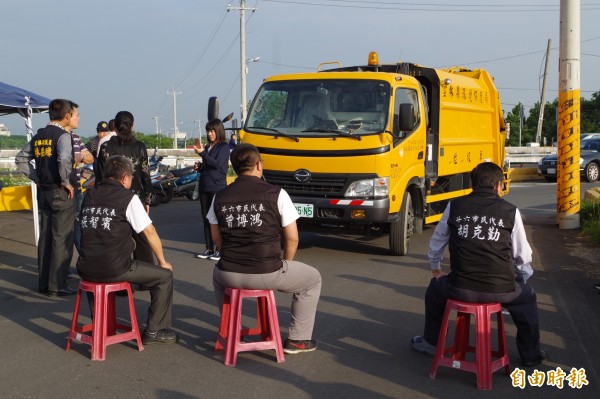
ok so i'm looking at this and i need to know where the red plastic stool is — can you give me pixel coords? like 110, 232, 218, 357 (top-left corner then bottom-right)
215, 288, 285, 366
429, 299, 510, 390
66, 281, 144, 361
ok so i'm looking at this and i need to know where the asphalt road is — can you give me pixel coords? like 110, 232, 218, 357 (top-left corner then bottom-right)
0, 182, 599, 398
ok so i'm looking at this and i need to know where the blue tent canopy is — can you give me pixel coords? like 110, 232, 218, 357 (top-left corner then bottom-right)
0, 81, 51, 244
0, 81, 51, 115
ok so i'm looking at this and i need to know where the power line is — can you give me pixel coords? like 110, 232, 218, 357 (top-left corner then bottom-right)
174, 10, 229, 88
262, 0, 600, 12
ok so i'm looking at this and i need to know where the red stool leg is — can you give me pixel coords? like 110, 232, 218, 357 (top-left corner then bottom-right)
475, 306, 492, 390
66, 284, 84, 352
91, 284, 106, 361
225, 289, 242, 366
430, 301, 454, 379
452, 312, 471, 360
215, 291, 232, 352
125, 284, 144, 351
106, 291, 117, 336
265, 290, 285, 363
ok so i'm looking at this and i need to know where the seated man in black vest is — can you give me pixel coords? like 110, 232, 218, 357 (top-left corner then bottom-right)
411, 162, 546, 367
208, 144, 322, 354
77, 155, 177, 345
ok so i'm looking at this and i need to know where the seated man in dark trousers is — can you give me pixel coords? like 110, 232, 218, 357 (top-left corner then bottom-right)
208, 144, 322, 354
411, 162, 546, 367
77, 155, 177, 345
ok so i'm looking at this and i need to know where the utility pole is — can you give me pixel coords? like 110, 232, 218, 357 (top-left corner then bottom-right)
228, 0, 257, 124
168, 87, 181, 149
557, 0, 580, 229
194, 118, 203, 144
519, 104, 523, 147
536, 39, 552, 144
152, 115, 161, 149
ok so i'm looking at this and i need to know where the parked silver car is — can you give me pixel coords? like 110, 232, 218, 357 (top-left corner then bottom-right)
537, 139, 600, 182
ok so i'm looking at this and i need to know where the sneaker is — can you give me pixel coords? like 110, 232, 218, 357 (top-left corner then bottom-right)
142, 329, 178, 345
411, 335, 436, 357
283, 339, 318, 354
196, 249, 214, 259
209, 250, 221, 261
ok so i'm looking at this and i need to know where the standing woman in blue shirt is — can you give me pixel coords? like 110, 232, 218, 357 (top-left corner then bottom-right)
194, 119, 230, 260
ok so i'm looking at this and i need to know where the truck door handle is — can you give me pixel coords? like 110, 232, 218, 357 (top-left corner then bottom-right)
418, 151, 424, 160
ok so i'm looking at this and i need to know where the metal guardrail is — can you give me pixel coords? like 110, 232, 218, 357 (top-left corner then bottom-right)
0, 147, 557, 171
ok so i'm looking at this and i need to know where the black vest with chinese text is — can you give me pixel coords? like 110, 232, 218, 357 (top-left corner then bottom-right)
32, 125, 68, 189
77, 180, 136, 279
448, 188, 517, 293
214, 175, 283, 274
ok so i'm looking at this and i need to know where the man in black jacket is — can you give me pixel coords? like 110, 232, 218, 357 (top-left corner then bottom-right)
77, 155, 177, 345
411, 162, 546, 367
16, 99, 77, 296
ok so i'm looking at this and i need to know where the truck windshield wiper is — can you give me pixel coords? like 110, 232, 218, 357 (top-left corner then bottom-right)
302, 128, 362, 141
246, 126, 299, 142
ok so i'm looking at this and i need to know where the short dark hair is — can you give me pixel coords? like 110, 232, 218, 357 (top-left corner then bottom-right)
48, 99, 73, 121
104, 155, 134, 180
205, 119, 227, 143
230, 144, 261, 175
471, 162, 504, 190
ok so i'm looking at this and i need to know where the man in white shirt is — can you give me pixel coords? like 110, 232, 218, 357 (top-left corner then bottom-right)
411, 162, 545, 368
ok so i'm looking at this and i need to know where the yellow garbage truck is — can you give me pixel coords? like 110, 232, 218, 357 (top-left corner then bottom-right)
235, 52, 508, 255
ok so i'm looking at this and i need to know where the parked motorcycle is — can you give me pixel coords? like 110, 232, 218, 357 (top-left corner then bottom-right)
170, 165, 200, 200
150, 169, 175, 207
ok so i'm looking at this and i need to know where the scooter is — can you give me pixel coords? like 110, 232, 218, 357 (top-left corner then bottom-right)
170, 165, 200, 200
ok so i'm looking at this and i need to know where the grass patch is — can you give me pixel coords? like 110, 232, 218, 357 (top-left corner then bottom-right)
0, 171, 30, 187
581, 199, 600, 244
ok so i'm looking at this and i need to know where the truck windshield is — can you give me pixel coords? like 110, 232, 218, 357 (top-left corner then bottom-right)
246, 79, 390, 137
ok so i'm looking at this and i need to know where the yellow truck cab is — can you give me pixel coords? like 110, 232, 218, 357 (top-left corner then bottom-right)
238, 52, 508, 255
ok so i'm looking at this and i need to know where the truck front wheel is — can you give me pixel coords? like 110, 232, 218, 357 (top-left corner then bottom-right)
389, 192, 415, 256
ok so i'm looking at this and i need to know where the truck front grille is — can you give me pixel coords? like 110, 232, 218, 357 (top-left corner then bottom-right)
263, 171, 347, 196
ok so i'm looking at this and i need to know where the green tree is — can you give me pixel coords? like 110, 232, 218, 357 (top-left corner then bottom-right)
0, 135, 27, 149
249, 90, 287, 126
505, 103, 535, 146
526, 99, 558, 146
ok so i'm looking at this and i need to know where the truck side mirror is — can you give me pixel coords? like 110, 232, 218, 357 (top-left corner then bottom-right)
208, 96, 219, 121
398, 103, 415, 132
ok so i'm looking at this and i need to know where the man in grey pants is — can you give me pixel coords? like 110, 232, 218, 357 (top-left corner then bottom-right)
16, 99, 77, 296
208, 144, 322, 354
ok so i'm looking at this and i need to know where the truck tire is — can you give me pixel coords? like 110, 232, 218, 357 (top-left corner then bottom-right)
389, 192, 414, 256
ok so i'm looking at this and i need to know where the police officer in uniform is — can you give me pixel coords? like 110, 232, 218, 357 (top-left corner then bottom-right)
16, 99, 77, 296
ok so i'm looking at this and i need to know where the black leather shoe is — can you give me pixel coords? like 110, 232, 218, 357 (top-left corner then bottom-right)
47, 287, 78, 297
522, 350, 547, 367
38, 287, 48, 294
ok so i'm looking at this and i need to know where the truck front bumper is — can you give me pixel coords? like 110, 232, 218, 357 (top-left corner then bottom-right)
291, 196, 392, 224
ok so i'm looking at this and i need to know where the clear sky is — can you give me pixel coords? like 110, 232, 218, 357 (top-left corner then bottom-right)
2, 0, 599, 138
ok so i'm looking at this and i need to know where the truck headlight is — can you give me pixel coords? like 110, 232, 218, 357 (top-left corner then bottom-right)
345, 177, 389, 198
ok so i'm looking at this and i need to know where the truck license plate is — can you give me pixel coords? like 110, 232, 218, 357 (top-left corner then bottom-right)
294, 203, 314, 218
547, 168, 556, 175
